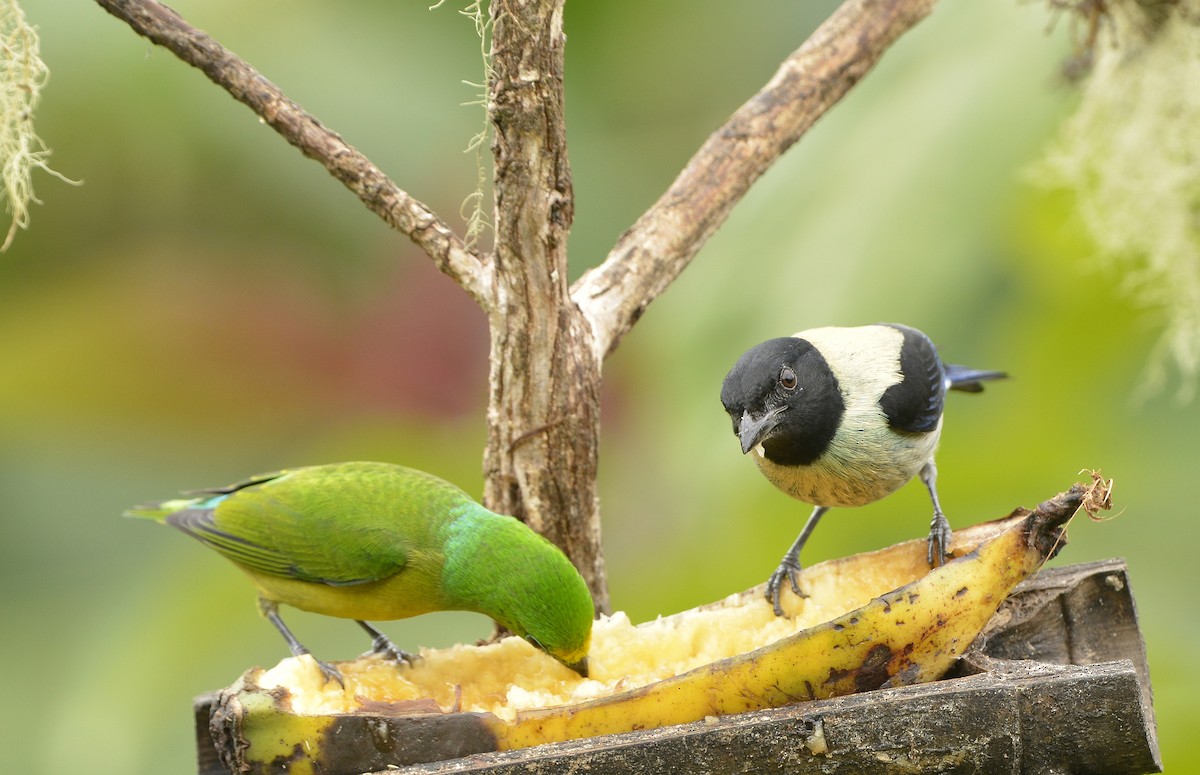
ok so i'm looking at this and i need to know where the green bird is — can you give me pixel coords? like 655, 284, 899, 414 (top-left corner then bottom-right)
126, 461, 593, 684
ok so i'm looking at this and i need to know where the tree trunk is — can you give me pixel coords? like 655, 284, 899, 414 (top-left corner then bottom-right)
482, 0, 608, 613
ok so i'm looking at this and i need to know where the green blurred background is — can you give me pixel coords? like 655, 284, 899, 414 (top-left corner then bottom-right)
4, 0, 1195, 771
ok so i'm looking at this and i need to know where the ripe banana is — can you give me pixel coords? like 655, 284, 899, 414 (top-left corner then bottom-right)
206, 482, 1097, 775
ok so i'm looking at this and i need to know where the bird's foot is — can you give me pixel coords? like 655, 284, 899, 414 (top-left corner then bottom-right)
308, 655, 345, 688
356, 620, 418, 666
366, 633, 418, 667
927, 511, 953, 567
262, 600, 344, 686
765, 557, 807, 617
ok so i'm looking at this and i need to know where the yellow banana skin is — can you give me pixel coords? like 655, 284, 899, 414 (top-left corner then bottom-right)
489, 496, 1067, 749
209, 483, 1089, 774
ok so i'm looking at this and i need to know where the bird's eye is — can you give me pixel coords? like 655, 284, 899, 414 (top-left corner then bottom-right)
779, 366, 798, 390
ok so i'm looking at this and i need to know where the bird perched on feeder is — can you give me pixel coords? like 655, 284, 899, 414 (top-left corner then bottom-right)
720, 323, 1006, 616
126, 461, 594, 684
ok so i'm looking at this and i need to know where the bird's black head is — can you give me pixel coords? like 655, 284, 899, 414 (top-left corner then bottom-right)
720, 337, 844, 466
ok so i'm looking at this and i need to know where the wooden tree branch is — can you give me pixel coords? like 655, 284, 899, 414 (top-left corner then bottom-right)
571, 0, 940, 360
481, 0, 609, 612
93, 0, 492, 306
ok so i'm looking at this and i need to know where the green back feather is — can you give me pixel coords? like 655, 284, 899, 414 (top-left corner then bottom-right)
131, 462, 472, 585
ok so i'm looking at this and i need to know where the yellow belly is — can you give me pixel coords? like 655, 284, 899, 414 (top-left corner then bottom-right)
754, 422, 940, 508
241, 556, 449, 622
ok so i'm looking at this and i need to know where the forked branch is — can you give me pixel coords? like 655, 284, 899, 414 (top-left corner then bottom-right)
571, 0, 940, 360
93, 0, 492, 306
97, 0, 946, 610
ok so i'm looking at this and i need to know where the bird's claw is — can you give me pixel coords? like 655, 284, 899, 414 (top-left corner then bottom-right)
366, 634, 419, 667
765, 557, 807, 617
313, 657, 346, 688
927, 511, 953, 567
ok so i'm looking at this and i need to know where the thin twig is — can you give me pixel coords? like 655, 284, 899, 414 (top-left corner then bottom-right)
93, 0, 493, 306
571, 0, 940, 360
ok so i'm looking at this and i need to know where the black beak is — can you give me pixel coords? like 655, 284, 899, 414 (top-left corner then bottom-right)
737, 406, 785, 454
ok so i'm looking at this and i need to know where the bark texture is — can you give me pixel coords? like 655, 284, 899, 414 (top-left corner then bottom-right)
482, 0, 607, 611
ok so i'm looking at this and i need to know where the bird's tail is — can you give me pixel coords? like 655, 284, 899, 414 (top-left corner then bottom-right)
123, 497, 204, 523
944, 364, 1008, 393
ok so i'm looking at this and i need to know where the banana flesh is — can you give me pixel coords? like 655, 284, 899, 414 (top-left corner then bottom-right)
490, 491, 1074, 749
207, 482, 1095, 775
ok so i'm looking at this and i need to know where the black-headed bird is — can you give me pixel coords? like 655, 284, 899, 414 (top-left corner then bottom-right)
720, 324, 1005, 616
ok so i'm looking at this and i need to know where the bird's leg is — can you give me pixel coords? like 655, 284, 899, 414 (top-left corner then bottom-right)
356, 620, 417, 666
258, 598, 344, 687
919, 461, 952, 567
766, 505, 828, 617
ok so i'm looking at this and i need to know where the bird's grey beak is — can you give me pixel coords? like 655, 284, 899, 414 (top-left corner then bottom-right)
564, 655, 589, 678
737, 406, 785, 454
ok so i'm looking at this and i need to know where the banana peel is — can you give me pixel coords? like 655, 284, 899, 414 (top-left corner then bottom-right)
206, 482, 1101, 774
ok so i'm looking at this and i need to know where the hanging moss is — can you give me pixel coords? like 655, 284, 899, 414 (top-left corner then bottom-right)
1034, 0, 1200, 401
0, 0, 78, 252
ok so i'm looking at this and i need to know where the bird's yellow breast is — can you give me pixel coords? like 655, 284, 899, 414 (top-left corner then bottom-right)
240, 550, 450, 622
752, 418, 938, 508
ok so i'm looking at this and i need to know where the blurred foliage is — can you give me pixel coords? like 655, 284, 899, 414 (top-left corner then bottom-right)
2, 0, 1195, 772
1034, 0, 1200, 403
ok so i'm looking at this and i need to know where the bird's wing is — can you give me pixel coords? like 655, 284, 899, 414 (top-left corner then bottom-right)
878, 324, 946, 434
167, 507, 306, 579
169, 471, 410, 586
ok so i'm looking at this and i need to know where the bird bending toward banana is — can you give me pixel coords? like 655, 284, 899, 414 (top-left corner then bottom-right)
127, 461, 594, 684
720, 323, 1006, 616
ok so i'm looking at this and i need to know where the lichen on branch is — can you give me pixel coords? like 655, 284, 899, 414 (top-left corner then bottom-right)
0, 0, 78, 252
